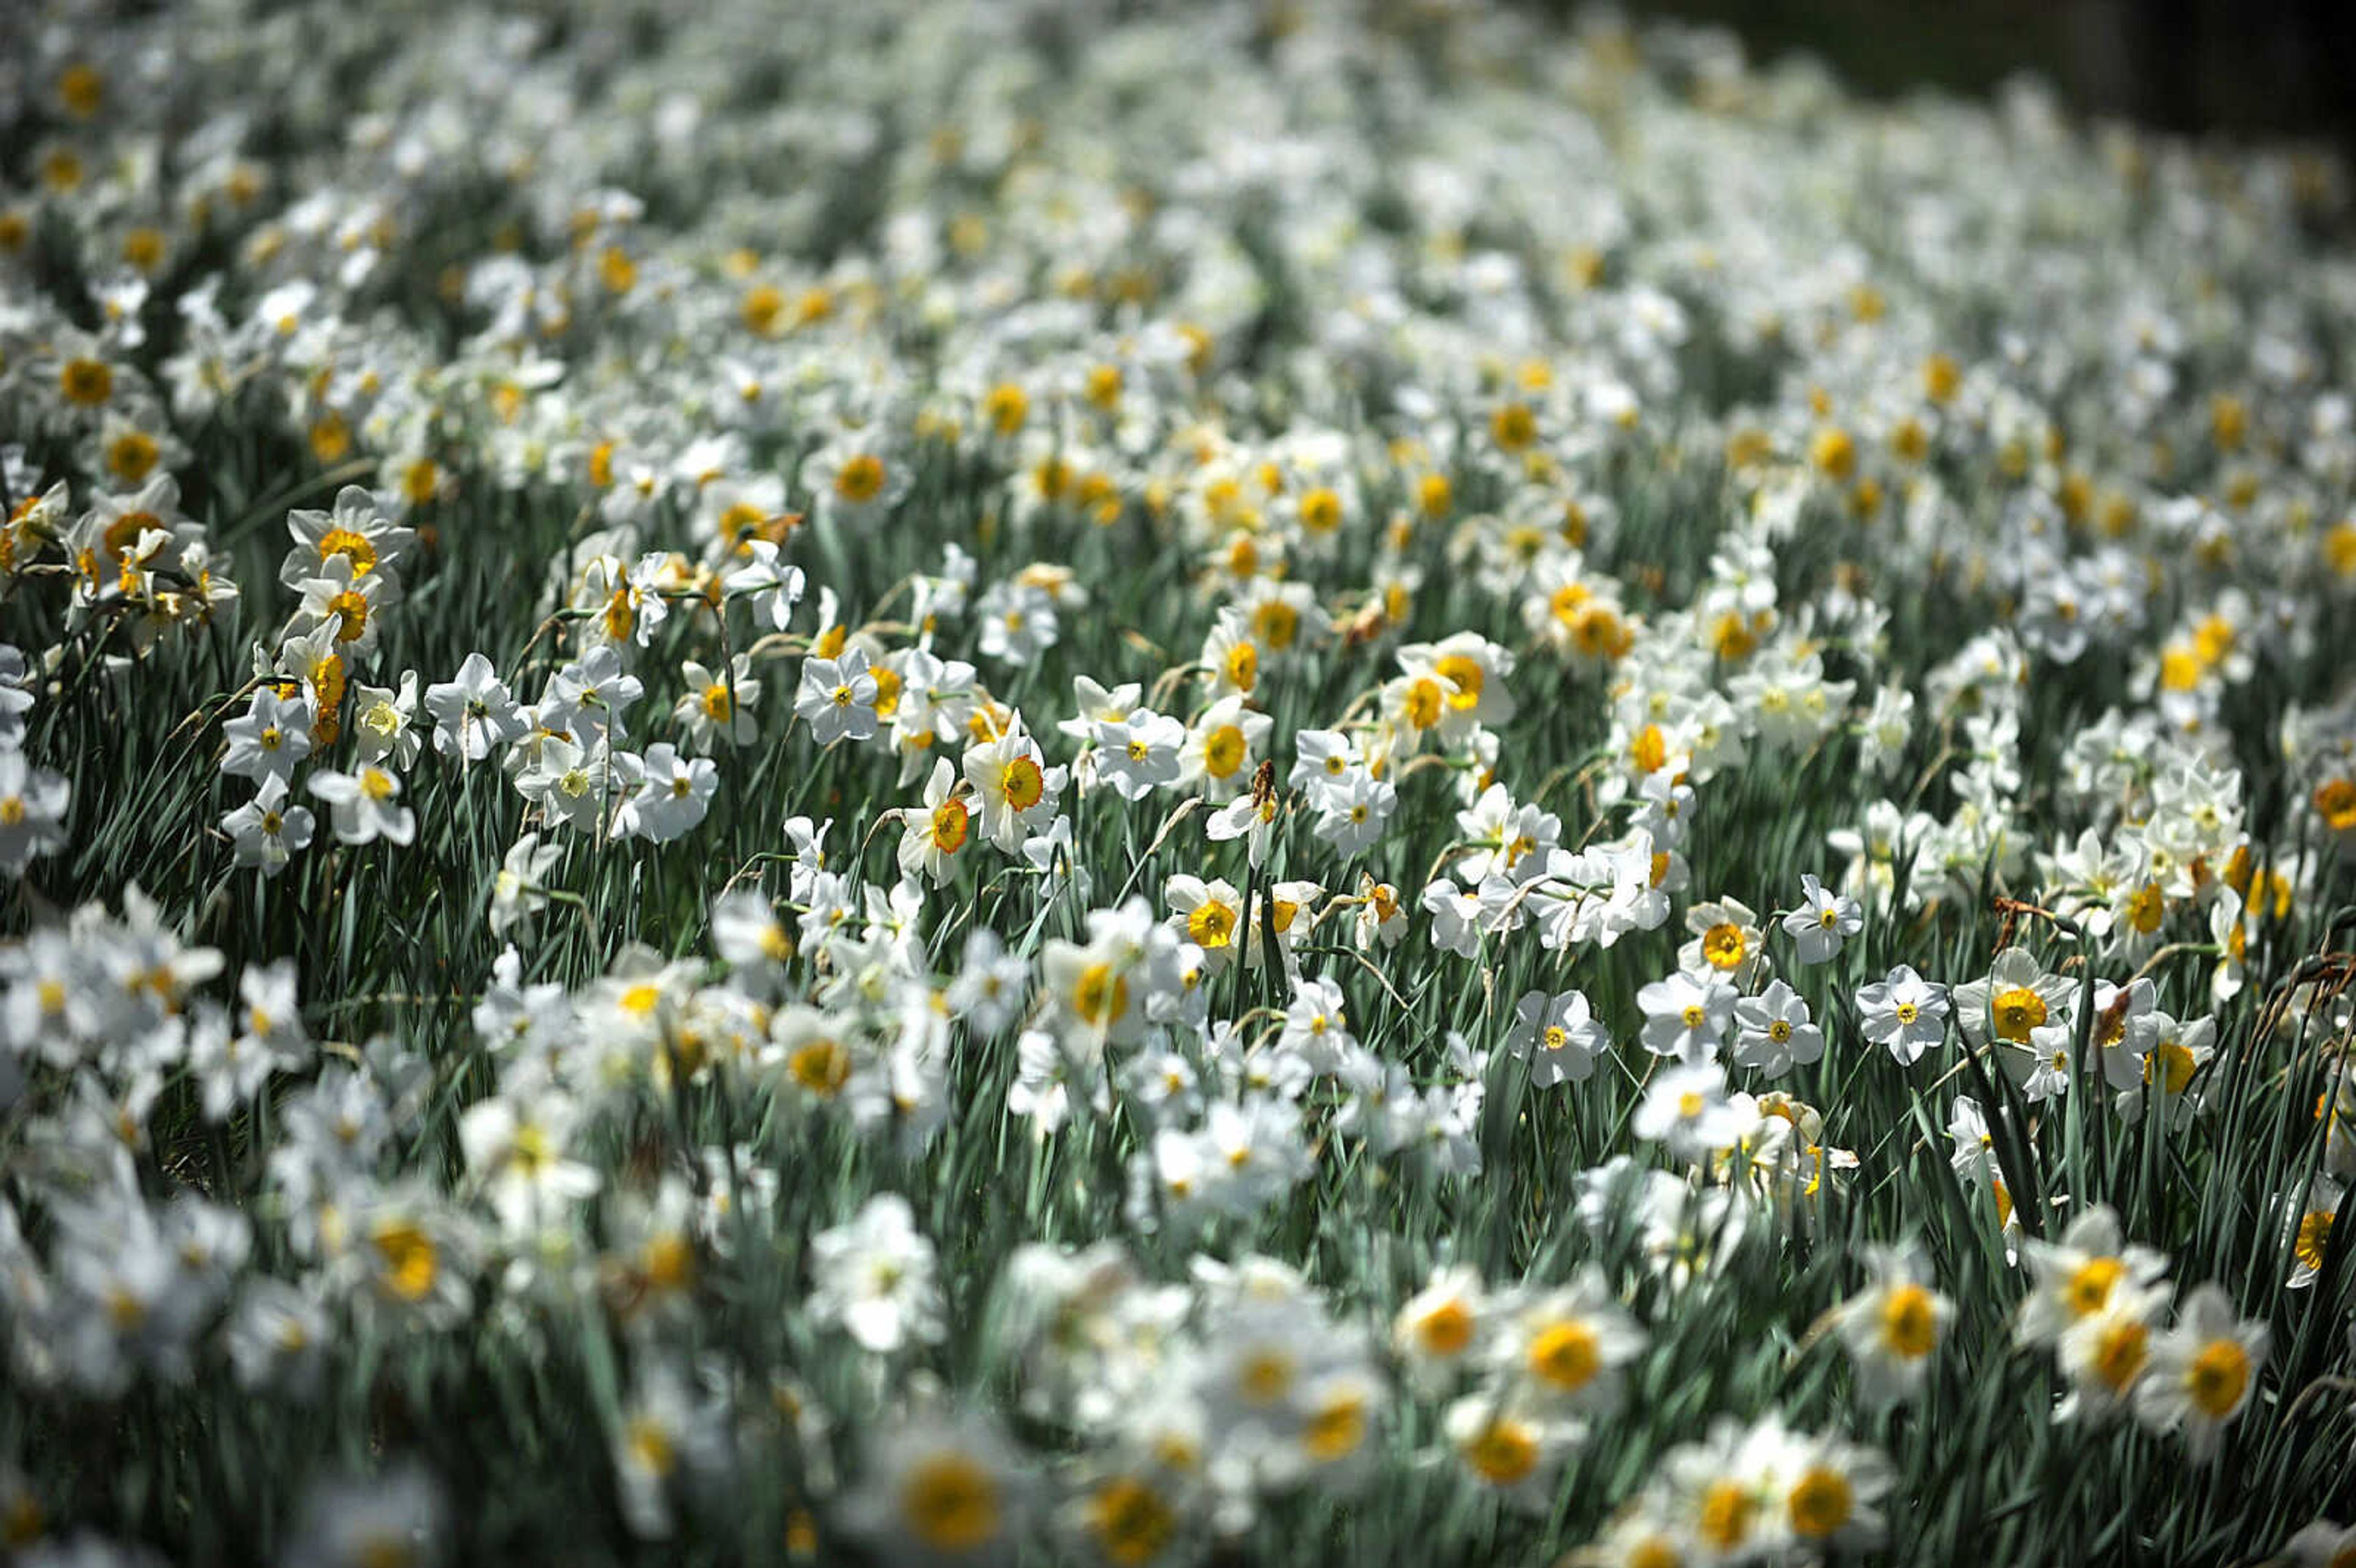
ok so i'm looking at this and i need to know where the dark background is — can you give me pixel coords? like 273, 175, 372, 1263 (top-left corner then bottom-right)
1603, 0, 2356, 150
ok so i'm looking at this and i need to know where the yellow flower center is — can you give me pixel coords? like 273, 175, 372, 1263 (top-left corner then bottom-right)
103, 509, 161, 561
1701, 923, 1745, 969
2315, 777, 2356, 832
1433, 653, 1484, 712
61, 357, 113, 407
741, 283, 786, 336
1187, 900, 1237, 950
1879, 1283, 1938, 1359
309, 411, 353, 463
2065, 1256, 2125, 1318
1461, 1418, 1540, 1486
1302, 1393, 1368, 1461
1202, 724, 1247, 780
1001, 755, 1045, 810
929, 798, 970, 855
900, 1455, 1001, 1554
1298, 486, 1342, 535
1491, 402, 1538, 452
58, 61, 106, 117
1698, 1480, 1755, 1551
401, 458, 441, 507
1239, 1349, 1294, 1406
835, 453, 887, 504
1403, 677, 1445, 731
2092, 1318, 2149, 1391
602, 586, 637, 644
1417, 472, 1453, 517
107, 430, 160, 483
1085, 1478, 1175, 1567
788, 1039, 850, 1096
625, 1416, 676, 1478
1573, 605, 1630, 660
371, 1220, 439, 1301
1415, 1298, 1476, 1357
2186, 1338, 2250, 1418
1788, 1466, 1854, 1539
868, 665, 902, 717
328, 590, 369, 642
1225, 639, 1259, 693
1073, 963, 1128, 1028
982, 382, 1028, 434
2295, 1210, 2333, 1274
1528, 1320, 1601, 1391
2144, 1040, 2197, 1095
1631, 723, 1668, 775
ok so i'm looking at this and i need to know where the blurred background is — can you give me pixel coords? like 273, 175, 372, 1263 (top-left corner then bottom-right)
1599, 0, 2356, 150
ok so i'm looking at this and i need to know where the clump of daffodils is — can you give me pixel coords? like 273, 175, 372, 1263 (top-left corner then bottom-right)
0, 0, 2351, 1562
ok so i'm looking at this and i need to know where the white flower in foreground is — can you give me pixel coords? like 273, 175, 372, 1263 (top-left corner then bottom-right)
612, 1359, 725, 1540
1088, 708, 1184, 801
1833, 1247, 1950, 1407
1633, 1063, 1749, 1161
897, 756, 974, 886
2283, 1519, 2356, 1567
1442, 1394, 1571, 1509
350, 671, 423, 766
1277, 974, 1357, 1074
1637, 971, 1735, 1064
489, 832, 563, 936
2134, 1283, 2267, 1459
2016, 1204, 2171, 1347
515, 734, 615, 834
1856, 964, 1947, 1064
1783, 871, 1862, 964
459, 1088, 598, 1231
810, 1193, 944, 1353
837, 1410, 1027, 1565
1393, 1262, 1490, 1385
1731, 980, 1823, 1075
963, 723, 1063, 853
617, 744, 715, 842
1312, 770, 1396, 858
307, 764, 415, 846
1492, 1266, 1646, 1415
221, 688, 314, 783
223, 774, 314, 875
725, 539, 804, 630
796, 647, 879, 746
424, 651, 526, 763
675, 654, 761, 750
1501, 988, 1608, 1087
2057, 1280, 2166, 1423
541, 647, 641, 744
1206, 785, 1280, 869
279, 1462, 446, 1568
